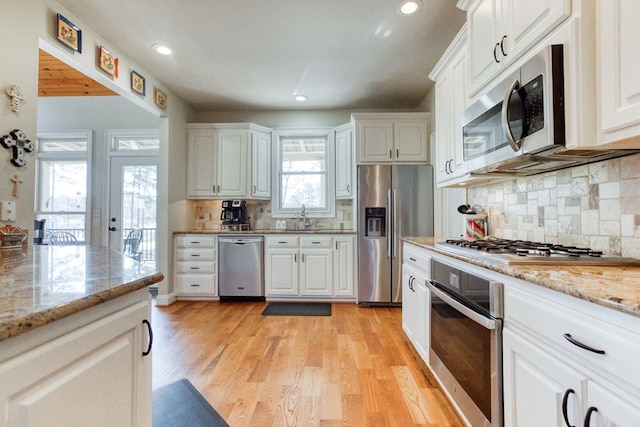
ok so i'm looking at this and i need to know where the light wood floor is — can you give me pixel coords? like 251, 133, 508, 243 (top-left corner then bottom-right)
152, 301, 465, 427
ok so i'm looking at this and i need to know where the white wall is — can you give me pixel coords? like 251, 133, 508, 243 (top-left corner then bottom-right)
1, 0, 196, 303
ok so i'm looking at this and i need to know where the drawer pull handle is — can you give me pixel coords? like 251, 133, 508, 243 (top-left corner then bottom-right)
190, 267, 200, 270
561, 389, 575, 427
584, 407, 598, 427
191, 254, 200, 257
563, 334, 605, 355
312, 241, 321, 244
190, 241, 200, 244
190, 284, 200, 287
409, 257, 417, 262
278, 241, 288, 244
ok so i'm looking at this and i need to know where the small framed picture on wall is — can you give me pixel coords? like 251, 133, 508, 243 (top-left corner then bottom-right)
154, 87, 168, 111
56, 14, 82, 53
98, 46, 118, 78
131, 70, 146, 96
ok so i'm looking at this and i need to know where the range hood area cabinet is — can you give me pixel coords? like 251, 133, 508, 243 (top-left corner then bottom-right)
351, 113, 431, 165
186, 123, 271, 199
466, 0, 571, 97
433, 0, 640, 188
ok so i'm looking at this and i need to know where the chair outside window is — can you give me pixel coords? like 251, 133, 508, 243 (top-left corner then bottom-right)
123, 229, 143, 261
49, 231, 79, 245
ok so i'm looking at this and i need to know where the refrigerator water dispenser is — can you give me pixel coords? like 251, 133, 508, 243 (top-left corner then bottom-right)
365, 208, 386, 238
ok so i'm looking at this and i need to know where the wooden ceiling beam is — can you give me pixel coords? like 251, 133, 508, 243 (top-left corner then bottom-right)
38, 49, 118, 97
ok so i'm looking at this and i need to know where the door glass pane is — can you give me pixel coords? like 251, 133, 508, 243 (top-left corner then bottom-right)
121, 165, 157, 267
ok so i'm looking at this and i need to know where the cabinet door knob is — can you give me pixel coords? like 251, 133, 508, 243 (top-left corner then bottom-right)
561, 389, 575, 427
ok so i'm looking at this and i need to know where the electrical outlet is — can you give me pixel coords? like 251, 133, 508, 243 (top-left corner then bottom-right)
1, 201, 16, 221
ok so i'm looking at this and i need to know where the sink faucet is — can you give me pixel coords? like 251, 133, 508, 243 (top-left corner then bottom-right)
299, 203, 310, 230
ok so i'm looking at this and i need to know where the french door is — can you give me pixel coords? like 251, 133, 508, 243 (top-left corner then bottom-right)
109, 156, 157, 267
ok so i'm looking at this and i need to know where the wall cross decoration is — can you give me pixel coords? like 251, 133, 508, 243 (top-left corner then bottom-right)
0, 129, 34, 167
10, 174, 22, 197
5, 85, 24, 113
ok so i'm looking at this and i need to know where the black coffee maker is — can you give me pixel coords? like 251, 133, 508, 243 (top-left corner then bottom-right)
220, 200, 247, 225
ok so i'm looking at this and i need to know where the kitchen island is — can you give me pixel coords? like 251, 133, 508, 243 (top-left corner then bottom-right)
0, 245, 163, 426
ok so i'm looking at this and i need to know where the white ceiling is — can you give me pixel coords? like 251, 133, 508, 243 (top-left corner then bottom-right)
55, 0, 466, 111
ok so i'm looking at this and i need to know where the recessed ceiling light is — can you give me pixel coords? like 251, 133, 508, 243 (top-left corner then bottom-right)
295, 95, 307, 102
398, 0, 422, 15
152, 43, 172, 55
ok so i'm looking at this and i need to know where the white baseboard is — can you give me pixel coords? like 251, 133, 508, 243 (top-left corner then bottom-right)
154, 292, 177, 306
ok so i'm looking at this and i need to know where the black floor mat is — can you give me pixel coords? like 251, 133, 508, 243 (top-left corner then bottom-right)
153, 379, 228, 427
261, 302, 332, 316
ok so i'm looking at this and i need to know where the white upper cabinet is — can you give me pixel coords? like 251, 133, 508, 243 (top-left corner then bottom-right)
186, 127, 217, 198
467, 0, 571, 95
598, 0, 640, 146
216, 129, 249, 198
251, 129, 271, 199
186, 123, 272, 199
430, 26, 469, 186
335, 123, 354, 199
352, 113, 430, 164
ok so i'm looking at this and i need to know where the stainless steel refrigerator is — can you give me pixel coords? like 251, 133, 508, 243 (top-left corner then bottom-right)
357, 164, 434, 305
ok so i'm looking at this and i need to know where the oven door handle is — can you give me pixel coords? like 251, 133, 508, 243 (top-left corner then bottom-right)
427, 281, 497, 330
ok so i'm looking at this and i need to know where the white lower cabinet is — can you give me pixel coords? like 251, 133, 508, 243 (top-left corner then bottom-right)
503, 328, 586, 427
174, 234, 217, 298
401, 264, 430, 363
0, 293, 151, 426
333, 236, 355, 297
265, 235, 355, 299
401, 243, 431, 365
503, 284, 640, 427
585, 381, 640, 427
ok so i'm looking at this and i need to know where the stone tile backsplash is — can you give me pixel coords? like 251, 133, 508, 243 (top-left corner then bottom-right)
192, 199, 354, 231
467, 153, 640, 258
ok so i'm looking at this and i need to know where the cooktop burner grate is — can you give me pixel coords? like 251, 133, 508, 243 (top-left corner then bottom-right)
436, 238, 640, 266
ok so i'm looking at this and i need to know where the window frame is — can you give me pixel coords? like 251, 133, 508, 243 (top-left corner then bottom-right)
35, 130, 93, 243
271, 128, 335, 218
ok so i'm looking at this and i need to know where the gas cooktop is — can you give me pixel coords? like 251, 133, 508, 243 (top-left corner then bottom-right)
436, 238, 640, 266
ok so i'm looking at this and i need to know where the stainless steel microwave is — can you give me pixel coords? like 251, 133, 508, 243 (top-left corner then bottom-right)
462, 44, 567, 176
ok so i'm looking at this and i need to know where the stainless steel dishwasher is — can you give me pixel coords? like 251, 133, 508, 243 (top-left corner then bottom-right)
218, 235, 264, 299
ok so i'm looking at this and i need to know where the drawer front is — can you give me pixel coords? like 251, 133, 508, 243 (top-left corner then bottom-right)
175, 261, 216, 274
505, 286, 640, 388
266, 236, 299, 248
176, 247, 215, 261
300, 236, 333, 248
403, 243, 431, 275
175, 235, 216, 248
175, 274, 216, 294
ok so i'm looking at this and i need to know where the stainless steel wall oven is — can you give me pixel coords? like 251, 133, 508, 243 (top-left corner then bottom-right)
427, 259, 503, 427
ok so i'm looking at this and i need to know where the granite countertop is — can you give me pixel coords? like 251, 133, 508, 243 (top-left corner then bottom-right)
0, 245, 164, 342
403, 237, 640, 319
175, 229, 356, 235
